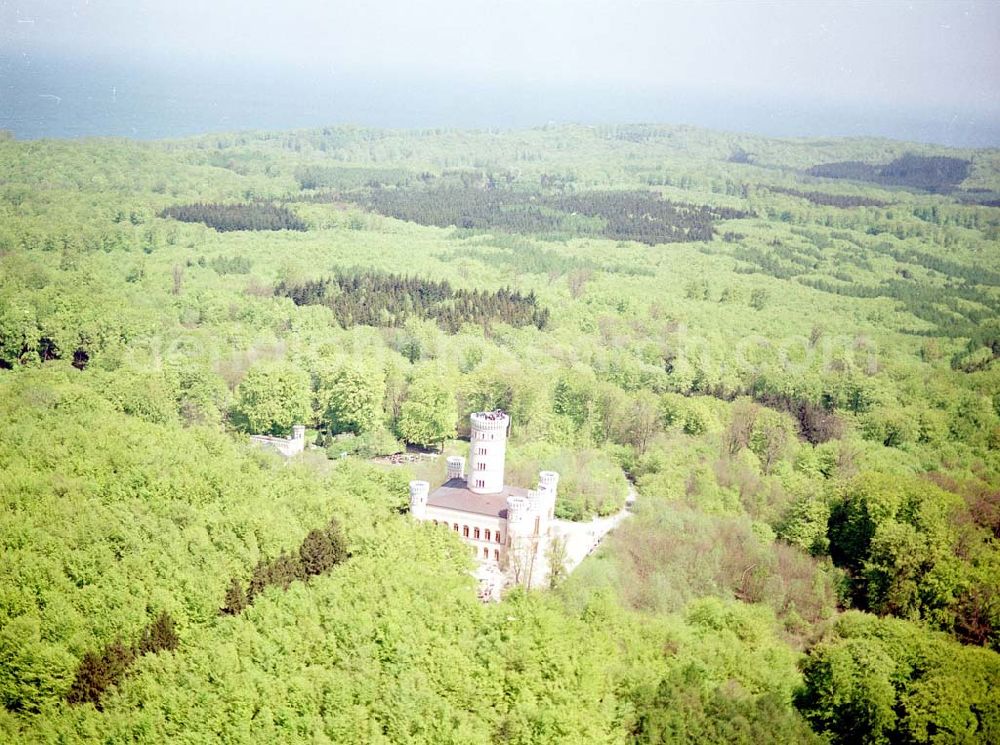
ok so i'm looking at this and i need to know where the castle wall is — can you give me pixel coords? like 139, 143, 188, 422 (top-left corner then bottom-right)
250, 424, 305, 457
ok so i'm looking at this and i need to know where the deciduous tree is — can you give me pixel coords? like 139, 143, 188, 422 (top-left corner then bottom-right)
234, 362, 312, 435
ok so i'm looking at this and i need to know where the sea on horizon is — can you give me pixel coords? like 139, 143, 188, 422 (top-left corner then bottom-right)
2, 54, 997, 148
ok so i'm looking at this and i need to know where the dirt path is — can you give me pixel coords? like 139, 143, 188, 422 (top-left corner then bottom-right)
551, 479, 636, 576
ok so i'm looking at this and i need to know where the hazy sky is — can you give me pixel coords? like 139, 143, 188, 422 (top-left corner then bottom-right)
3, 0, 999, 128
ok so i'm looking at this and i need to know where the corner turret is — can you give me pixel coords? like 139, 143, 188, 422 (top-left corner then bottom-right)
446, 455, 466, 481
505, 495, 529, 532
537, 470, 559, 521
409, 480, 429, 520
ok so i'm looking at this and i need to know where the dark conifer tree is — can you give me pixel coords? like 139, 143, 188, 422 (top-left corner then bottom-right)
221, 577, 248, 615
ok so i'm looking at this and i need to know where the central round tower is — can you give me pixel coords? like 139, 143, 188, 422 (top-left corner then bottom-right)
468, 410, 510, 494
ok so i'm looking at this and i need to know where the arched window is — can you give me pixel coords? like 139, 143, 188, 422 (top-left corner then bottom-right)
463, 525, 470, 538
485, 529, 491, 541
495, 531, 502, 543
453, 523, 459, 532
482, 547, 489, 558
494, 549, 500, 561
474, 527, 480, 539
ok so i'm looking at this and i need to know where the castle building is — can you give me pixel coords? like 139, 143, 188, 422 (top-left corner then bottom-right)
409, 410, 559, 587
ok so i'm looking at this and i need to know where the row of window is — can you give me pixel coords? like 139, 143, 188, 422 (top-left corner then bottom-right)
432, 520, 502, 543
477, 547, 501, 562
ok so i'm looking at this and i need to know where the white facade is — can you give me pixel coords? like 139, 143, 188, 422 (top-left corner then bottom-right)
423, 504, 507, 564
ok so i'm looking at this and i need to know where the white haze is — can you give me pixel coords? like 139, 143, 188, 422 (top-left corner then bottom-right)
2, 0, 998, 142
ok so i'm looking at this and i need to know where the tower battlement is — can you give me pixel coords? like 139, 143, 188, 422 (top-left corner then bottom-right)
469, 410, 510, 432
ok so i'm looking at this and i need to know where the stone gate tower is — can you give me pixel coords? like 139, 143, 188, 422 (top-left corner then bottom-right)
468, 410, 510, 494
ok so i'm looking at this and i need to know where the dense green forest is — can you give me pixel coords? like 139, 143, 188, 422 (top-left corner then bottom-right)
1, 123, 998, 742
